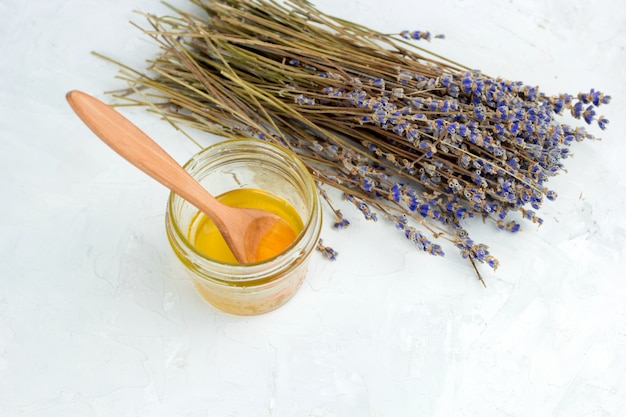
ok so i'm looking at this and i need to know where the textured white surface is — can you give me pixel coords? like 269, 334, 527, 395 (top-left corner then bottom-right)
1, 0, 625, 416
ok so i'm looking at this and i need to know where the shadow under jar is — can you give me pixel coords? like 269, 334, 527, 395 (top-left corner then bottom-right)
165, 139, 322, 315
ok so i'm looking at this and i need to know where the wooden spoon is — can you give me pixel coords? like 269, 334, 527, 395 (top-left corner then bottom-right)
66, 90, 281, 264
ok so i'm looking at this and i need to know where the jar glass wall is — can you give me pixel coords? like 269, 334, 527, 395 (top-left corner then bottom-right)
165, 139, 322, 315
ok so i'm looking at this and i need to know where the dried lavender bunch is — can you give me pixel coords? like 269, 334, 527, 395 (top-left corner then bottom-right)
105, 0, 610, 284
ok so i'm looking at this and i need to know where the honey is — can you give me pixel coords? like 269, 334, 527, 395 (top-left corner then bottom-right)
190, 188, 303, 264
165, 138, 322, 315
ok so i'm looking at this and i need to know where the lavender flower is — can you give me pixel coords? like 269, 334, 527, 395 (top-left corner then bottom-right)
114, 0, 611, 284
317, 239, 338, 260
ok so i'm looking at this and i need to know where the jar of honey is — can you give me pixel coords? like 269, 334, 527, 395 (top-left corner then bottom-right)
165, 138, 322, 315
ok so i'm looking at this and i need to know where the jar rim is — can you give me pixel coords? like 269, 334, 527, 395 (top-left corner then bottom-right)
166, 138, 321, 280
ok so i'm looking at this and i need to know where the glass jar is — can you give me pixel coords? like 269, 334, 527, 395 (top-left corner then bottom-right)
165, 138, 322, 315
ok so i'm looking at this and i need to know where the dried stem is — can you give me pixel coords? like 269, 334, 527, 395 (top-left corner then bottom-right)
98, 0, 610, 283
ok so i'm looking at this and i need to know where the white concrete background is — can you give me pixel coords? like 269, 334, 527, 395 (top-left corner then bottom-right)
1, 0, 625, 416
